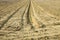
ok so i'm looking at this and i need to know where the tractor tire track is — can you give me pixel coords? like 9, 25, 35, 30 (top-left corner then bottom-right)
31, 0, 60, 26
15, 1, 30, 31
0, 0, 28, 29
18, 0, 34, 31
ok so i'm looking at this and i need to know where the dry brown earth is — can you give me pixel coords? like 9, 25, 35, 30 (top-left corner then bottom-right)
0, 0, 60, 40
